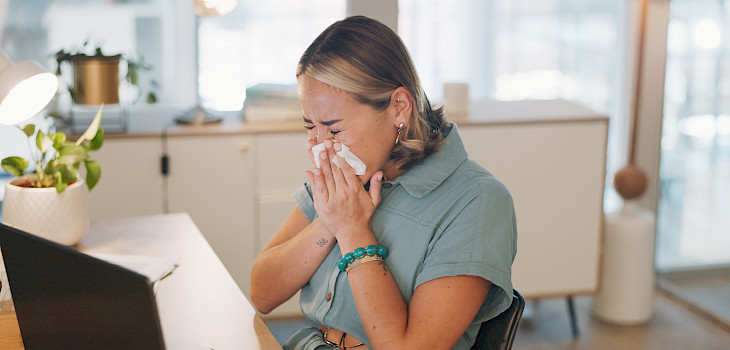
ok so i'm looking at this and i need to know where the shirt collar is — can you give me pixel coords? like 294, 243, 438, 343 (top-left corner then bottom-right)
389, 123, 467, 198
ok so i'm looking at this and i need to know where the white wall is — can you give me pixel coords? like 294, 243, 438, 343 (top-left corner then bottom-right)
347, 0, 398, 31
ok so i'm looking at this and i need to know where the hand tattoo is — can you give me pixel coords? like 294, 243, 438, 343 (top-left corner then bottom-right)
316, 237, 329, 247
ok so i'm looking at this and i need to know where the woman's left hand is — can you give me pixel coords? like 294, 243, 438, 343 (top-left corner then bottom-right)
305, 139, 382, 241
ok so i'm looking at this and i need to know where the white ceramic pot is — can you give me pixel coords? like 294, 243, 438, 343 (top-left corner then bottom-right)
592, 200, 655, 325
1, 175, 89, 246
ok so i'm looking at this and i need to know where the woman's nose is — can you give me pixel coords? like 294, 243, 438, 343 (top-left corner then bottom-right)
315, 128, 333, 143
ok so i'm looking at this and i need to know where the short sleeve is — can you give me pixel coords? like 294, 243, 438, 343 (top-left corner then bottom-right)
415, 178, 517, 323
294, 183, 317, 222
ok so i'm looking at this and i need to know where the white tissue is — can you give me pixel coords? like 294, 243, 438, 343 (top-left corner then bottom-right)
311, 141, 367, 175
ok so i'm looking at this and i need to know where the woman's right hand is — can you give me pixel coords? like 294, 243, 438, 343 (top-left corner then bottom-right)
305, 139, 382, 245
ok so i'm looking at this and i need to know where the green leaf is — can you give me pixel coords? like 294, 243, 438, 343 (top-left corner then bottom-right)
57, 144, 88, 164
127, 66, 138, 85
54, 171, 67, 193
85, 160, 101, 191
20, 124, 35, 137
60, 164, 77, 184
1, 157, 28, 176
76, 105, 103, 146
87, 128, 104, 151
44, 161, 58, 175
53, 132, 67, 149
146, 92, 157, 104
36, 131, 52, 153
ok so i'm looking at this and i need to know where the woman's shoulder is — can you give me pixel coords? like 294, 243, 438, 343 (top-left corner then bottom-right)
449, 158, 513, 202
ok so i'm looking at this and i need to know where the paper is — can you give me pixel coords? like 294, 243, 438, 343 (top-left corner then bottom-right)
311, 141, 367, 175
88, 253, 179, 293
0, 268, 11, 302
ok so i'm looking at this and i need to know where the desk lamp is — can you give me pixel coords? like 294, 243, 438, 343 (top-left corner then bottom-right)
0, 50, 58, 126
175, 0, 239, 125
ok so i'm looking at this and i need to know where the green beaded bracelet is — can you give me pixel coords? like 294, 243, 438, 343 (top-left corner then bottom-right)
337, 245, 388, 272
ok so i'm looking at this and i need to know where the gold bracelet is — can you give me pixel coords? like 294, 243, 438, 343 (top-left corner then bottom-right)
346, 255, 383, 275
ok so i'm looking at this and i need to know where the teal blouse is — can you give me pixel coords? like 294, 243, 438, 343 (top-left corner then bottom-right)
284, 124, 517, 350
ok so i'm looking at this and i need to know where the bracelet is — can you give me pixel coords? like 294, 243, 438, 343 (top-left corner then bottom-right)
346, 255, 383, 275
337, 245, 389, 272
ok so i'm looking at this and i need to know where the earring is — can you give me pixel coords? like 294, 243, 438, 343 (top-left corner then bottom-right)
396, 97, 400, 103
395, 122, 404, 145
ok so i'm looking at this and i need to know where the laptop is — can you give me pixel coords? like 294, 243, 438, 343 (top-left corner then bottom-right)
0, 222, 166, 349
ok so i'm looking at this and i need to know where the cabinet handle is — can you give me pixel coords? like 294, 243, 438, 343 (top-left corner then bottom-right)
239, 143, 250, 152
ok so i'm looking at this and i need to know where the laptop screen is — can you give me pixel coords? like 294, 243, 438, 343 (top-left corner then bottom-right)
0, 223, 166, 349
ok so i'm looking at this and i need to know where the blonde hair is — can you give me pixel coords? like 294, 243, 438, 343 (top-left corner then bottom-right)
296, 15, 449, 170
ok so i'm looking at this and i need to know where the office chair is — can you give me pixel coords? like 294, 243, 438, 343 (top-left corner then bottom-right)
470, 289, 525, 350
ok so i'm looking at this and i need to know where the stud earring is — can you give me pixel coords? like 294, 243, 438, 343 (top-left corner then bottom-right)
395, 122, 404, 145
396, 97, 400, 103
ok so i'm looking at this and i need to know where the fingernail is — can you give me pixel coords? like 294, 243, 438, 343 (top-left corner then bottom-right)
334, 142, 342, 151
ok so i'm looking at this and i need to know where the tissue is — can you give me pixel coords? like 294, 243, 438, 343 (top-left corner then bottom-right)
311, 141, 367, 175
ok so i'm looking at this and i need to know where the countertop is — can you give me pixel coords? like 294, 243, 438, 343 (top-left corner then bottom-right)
72, 99, 608, 140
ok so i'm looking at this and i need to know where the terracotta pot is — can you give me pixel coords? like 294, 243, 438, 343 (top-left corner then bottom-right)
1, 175, 89, 246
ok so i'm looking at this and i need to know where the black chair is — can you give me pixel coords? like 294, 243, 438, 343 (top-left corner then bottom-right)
471, 289, 525, 350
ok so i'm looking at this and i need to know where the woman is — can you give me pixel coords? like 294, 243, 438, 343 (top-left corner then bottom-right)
250, 16, 516, 350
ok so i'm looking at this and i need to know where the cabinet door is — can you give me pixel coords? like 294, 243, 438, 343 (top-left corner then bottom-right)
88, 138, 164, 219
257, 132, 311, 194
256, 132, 310, 317
256, 132, 311, 253
166, 135, 256, 295
460, 121, 607, 297
259, 195, 304, 317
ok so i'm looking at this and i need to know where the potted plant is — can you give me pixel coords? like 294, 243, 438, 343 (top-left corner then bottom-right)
1, 107, 104, 246
54, 41, 158, 106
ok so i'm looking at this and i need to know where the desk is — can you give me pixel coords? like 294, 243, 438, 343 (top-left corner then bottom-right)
0, 213, 281, 350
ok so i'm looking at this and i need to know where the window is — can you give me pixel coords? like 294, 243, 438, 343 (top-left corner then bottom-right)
656, 0, 730, 270
198, 0, 345, 111
399, 0, 628, 209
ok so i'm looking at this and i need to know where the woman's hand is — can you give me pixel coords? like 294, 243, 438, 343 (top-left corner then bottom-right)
305, 139, 383, 241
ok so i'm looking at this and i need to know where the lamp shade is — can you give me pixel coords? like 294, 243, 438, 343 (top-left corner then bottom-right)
0, 50, 58, 126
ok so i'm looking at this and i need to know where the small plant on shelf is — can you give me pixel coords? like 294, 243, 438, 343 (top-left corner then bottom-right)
53, 40, 158, 105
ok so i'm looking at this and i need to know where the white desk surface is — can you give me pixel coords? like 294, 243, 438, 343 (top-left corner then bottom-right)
78, 213, 281, 350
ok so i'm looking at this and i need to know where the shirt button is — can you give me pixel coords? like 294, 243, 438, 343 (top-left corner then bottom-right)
382, 183, 392, 189
325, 292, 332, 301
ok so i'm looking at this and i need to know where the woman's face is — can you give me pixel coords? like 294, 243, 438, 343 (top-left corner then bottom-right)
298, 75, 401, 183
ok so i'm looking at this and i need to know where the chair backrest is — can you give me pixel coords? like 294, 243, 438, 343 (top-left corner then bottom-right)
470, 289, 525, 350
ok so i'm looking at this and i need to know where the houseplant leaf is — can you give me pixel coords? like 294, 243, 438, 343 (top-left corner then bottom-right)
54, 171, 67, 193
87, 129, 104, 151
57, 144, 88, 165
1, 156, 28, 176
76, 104, 104, 146
36, 131, 52, 153
59, 164, 77, 183
20, 124, 35, 137
53, 132, 67, 149
85, 160, 101, 190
